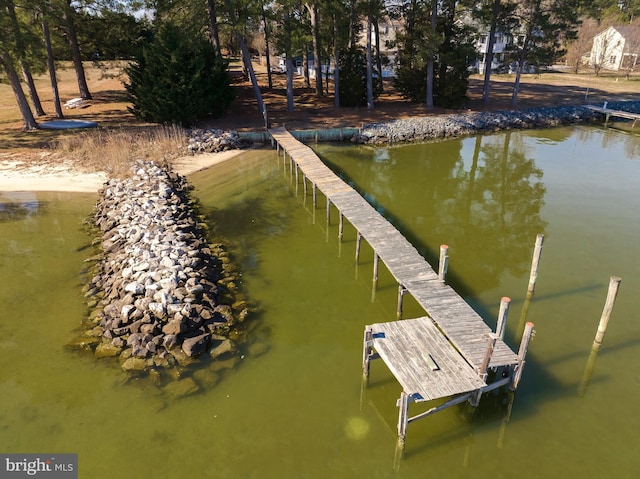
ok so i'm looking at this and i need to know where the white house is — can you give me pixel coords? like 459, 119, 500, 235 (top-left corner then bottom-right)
590, 26, 640, 71
475, 32, 509, 74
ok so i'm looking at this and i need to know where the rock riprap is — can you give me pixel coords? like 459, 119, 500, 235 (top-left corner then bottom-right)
351, 101, 640, 145
76, 161, 249, 380
186, 129, 248, 154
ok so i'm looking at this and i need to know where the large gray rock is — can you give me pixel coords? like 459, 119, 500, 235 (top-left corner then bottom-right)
182, 332, 211, 357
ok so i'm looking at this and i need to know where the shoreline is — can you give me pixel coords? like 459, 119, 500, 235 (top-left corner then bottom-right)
0, 149, 246, 194
2, 100, 639, 194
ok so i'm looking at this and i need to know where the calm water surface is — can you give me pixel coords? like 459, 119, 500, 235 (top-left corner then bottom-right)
1, 125, 638, 478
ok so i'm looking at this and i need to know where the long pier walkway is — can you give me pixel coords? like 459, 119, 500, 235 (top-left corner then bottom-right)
268, 126, 533, 444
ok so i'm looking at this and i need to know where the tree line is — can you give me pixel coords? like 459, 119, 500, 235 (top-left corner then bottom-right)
1, 0, 639, 130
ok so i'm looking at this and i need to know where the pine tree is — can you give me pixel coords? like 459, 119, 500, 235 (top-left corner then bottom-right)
125, 23, 234, 126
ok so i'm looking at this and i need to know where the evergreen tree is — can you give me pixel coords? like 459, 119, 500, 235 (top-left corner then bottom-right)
394, 0, 476, 108
125, 22, 234, 126
338, 45, 380, 107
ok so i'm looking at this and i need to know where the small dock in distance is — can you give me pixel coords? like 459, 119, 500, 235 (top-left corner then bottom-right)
586, 105, 640, 128
268, 127, 535, 447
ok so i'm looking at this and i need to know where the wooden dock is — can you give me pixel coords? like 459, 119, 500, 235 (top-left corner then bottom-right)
268, 126, 534, 445
586, 105, 640, 128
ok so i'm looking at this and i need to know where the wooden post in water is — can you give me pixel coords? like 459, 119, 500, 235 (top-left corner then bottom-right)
303, 174, 308, 204
397, 284, 406, 318
371, 252, 380, 302
397, 391, 410, 443
438, 245, 449, 283
326, 198, 331, 227
470, 334, 497, 407
511, 322, 534, 390
516, 235, 545, 341
372, 252, 379, 290
355, 232, 362, 263
338, 213, 344, 240
578, 276, 622, 396
289, 156, 294, 183
312, 183, 317, 208
362, 326, 373, 377
592, 276, 622, 351
527, 234, 544, 294
495, 297, 511, 340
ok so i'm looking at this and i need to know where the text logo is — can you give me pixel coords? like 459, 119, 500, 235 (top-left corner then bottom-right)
1, 454, 77, 478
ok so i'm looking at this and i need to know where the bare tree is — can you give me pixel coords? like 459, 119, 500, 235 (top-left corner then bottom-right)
565, 18, 602, 74
621, 26, 640, 79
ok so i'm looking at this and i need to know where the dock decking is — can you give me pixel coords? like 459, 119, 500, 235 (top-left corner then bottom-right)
268, 127, 533, 444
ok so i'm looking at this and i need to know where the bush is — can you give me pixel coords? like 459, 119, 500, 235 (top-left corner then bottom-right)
338, 46, 381, 107
125, 23, 233, 126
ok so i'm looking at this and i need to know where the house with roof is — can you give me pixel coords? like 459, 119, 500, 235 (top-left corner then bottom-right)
590, 25, 640, 72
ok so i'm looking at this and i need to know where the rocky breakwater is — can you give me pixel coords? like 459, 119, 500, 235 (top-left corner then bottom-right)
73, 161, 251, 393
351, 103, 639, 145
186, 129, 249, 154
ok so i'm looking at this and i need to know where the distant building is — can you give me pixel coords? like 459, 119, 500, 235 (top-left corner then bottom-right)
475, 32, 509, 74
590, 26, 640, 72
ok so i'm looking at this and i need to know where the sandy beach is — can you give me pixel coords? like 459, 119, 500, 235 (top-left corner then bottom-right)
0, 149, 245, 193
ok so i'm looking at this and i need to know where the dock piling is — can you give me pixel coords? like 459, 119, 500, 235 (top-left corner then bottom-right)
511, 322, 535, 390
397, 391, 410, 443
438, 245, 449, 282
470, 334, 497, 407
362, 326, 373, 377
495, 297, 511, 340
372, 252, 379, 289
355, 232, 362, 263
578, 276, 622, 396
527, 234, 544, 294
592, 276, 622, 350
397, 285, 406, 318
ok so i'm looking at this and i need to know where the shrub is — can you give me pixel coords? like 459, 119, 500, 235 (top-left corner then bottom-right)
125, 23, 233, 126
338, 46, 381, 107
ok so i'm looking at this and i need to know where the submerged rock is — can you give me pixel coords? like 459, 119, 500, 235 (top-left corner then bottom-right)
162, 377, 200, 399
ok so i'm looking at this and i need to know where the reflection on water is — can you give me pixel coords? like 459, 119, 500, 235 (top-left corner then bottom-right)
317, 132, 547, 297
1, 126, 640, 478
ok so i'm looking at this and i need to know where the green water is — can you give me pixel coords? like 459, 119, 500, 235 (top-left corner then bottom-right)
1, 126, 639, 478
